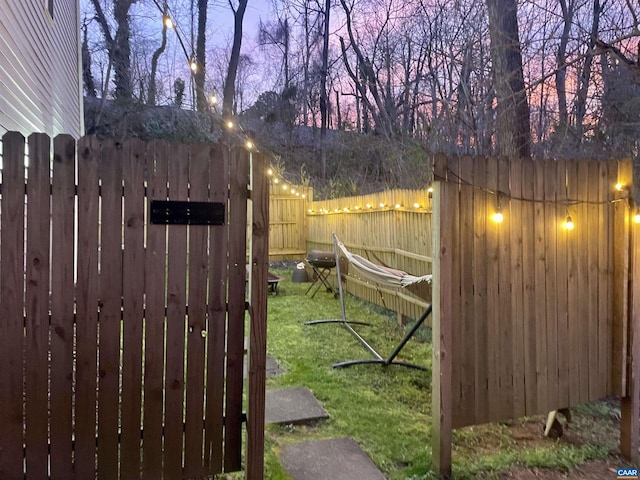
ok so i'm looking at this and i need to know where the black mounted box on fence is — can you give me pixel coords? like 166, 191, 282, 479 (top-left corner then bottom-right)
150, 200, 225, 225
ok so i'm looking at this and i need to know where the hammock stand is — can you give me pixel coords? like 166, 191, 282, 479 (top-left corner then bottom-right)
305, 234, 432, 371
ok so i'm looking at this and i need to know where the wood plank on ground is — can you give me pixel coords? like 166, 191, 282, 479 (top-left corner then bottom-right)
97, 138, 123, 480
204, 145, 229, 474
74, 136, 100, 479
184, 143, 210, 479
25, 133, 51, 479
50, 134, 76, 480
163, 142, 189, 479
120, 139, 146, 479
0, 132, 26, 480
142, 141, 169, 480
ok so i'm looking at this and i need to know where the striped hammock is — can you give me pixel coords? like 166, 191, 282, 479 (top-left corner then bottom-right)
335, 238, 432, 289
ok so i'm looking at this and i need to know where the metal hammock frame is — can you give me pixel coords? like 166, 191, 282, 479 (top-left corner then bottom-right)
305, 233, 432, 370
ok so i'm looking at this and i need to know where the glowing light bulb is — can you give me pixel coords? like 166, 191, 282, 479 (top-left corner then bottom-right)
563, 215, 575, 230
274, 178, 279, 184
379, 202, 385, 208
245, 140, 254, 150
282, 185, 288, 191
354, 205, 361, 211
394, 203, 402, 209
413, 202, 421, 209
366, 203, 372, 209
634, 213, 640, 224
301, 194, 306, 199
266, 168, 273, 176
615, 183, 624, 191
163, 15, 174, 29
226, 120, 234, 129
209, 94, 218, 106
190, 60, 198, 72
492, 209, 504, 223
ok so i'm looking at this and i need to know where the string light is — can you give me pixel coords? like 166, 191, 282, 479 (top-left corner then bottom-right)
413, 202, 421, 209
634, 211, 640, 224
245, 140, 254, 150
163, 14, 174, 29
209, 94, 219, 107
563, 214, 575, 230
394, 203, 402, 209
266, 168, 273, 176
615, 183, 624, 192
492, 207, 504, 223
226, 120, 234, 129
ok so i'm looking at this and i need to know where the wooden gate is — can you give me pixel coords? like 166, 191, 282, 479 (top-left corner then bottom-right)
0, 132, 269, 479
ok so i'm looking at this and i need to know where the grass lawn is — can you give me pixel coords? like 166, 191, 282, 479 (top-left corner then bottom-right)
260, 267, 626, 480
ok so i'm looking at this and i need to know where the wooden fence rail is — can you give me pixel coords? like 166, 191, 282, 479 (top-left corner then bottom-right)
0, 132, 268, 480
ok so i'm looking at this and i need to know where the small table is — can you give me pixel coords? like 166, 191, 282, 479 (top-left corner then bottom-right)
268, 272, 284, 294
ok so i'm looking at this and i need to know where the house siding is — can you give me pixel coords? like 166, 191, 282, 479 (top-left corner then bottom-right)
0, 0, 83, 138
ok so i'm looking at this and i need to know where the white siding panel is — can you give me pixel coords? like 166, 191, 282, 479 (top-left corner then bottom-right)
0, 0, 82, 137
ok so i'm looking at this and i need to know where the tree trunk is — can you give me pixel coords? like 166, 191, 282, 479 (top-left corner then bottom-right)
319, 0, 330, 179
486, 0, 531, 158
148, 16, 168, 106
223, 0, 248, 118
195, 0, 208, 112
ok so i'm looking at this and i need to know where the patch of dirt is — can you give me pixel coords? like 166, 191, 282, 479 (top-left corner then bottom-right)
498, 459, 622, 479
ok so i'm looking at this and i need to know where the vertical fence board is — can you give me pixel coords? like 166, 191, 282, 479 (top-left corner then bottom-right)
521, 159, 537, 415
225, 148, 249, 472
485, 156, 501, 420
120, 139, 146, 479
432, 180, 453, 477
247, 153, 270, 480
25, 133, 51, 479
163, 143, 189, 478
533, 161, 548, 412
50, 135, 76, 479
543, 159, 559, 410
97, 139, 123, 480
472, 158, 488, 424
458, 156, 475, 428
205, 145, 229, 474
561, 159, 574, 408
612, 160, 631, 395
509, 158, 525, 419
587, 161, 601, 398
142, 141, 168, 480
75, 136, 100, 479
576, 161, 591, 403
184, 144, 210, 479
497, 157, 513, 418
0, 132, 26, 480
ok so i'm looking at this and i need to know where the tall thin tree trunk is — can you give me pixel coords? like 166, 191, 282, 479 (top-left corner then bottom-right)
223, 0, 248, 118
486, 0, 531, 158
195, 0, 208, 112
319, 0, 330, 179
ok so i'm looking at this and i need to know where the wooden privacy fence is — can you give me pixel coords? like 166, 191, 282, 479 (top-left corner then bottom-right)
267, 180, 312, 260
431, 155, 640, 475
0, 132, 269, 480
307, 189, 433, 322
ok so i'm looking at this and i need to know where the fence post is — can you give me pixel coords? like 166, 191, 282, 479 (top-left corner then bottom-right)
432, 180, 453, 477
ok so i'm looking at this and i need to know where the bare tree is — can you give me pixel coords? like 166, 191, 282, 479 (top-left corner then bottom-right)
89, 0, 137, 100
486, 0, 531, 158
222, 0, 249, 118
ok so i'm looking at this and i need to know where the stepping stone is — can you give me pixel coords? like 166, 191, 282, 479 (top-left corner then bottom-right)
280, 437, 386, 480
244, 354, 285, 379
265, 387, 329, 425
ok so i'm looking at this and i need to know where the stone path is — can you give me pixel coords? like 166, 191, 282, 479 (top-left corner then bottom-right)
264, 355, 387, 479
